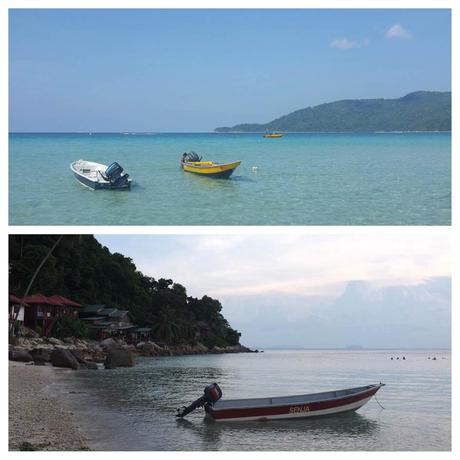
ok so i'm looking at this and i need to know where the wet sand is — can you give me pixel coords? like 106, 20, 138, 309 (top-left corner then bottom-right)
8, 361, 89, 451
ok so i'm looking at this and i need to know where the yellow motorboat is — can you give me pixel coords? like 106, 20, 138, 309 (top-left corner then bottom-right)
180, 152, 241, 179
263, 132, 283, 138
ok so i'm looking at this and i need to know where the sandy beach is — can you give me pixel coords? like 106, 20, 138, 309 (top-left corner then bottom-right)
8, 361, 89, 451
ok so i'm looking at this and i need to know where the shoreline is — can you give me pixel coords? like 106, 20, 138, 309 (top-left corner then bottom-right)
8, 361, 90, 451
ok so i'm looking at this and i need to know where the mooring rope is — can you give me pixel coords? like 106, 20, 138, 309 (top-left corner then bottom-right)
374, 394, 385, 409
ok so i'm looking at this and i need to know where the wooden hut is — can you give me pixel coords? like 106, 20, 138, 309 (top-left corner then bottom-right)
22, 294, 81, 337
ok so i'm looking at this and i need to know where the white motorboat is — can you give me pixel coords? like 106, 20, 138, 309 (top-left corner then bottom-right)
70, 160, 132, 190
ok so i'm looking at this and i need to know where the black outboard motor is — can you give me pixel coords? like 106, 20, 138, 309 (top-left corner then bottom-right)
104, 162, 130, 187
182, 151, 202, 163
176, 383, 222, 418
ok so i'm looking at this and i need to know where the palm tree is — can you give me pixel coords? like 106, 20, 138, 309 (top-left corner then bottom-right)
151, 304, 181, 344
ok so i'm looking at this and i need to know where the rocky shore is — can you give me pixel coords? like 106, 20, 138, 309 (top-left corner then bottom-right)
9, 337, 257, 450
9, 361, 89, 451
9, 335, 257, 370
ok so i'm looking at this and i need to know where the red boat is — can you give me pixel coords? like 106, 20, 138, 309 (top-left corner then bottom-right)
177, 383, 384, 422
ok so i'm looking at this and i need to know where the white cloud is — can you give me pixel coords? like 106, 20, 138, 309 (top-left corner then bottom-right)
223, 277, 451, 348
329, 38, 361, 50
97, 234, 451, 348
386, 24, 412, 39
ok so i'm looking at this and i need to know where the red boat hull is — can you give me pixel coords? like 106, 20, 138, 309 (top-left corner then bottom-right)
206, 384, 383, 422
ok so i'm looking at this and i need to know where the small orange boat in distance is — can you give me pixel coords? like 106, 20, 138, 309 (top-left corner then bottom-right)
263, 131, 283, 138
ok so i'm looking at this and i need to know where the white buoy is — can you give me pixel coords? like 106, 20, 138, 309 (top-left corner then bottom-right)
252, 166, 258, 172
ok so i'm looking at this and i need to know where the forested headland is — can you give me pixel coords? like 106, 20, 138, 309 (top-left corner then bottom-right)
215, 91, 451, 133
9, 235, 241, 348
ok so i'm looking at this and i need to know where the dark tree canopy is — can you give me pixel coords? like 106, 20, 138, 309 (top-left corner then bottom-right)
9, 235, 241, 347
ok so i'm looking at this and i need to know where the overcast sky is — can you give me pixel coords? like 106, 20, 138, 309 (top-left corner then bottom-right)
95, 234, 451, 349
10, 9, 451, 132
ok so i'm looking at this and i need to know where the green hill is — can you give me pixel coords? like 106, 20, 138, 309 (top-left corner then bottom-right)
215, 91, 451, 133
9, 235, 241, 347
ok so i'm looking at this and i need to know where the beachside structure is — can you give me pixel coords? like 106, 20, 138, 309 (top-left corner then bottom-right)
9, 293, 30, 335
80, 304, 151, 343
21, 294, 82, 337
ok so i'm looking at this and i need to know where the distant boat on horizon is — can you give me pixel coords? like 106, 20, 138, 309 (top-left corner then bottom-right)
263, 131, 283, 138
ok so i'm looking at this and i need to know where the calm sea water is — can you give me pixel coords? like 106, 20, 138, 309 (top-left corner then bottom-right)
51, 349, 451, 451
9, 133, 451, 225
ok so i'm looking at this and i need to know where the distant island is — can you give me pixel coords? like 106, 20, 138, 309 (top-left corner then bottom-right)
215, 91, 451, 133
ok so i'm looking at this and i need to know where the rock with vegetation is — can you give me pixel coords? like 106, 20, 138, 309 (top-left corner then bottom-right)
215, 91, 451, 133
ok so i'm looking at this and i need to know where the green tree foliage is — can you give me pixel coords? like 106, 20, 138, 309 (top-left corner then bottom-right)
54, 316, 89, 339
9, 235, 241, 346
215, 91, 451, 133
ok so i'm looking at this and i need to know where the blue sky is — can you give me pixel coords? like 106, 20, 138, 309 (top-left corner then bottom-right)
9, 9, 451, 132
95, 234, 451, 348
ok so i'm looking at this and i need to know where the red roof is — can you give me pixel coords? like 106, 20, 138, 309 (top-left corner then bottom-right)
9, 293, 30, 307
49, 295, 82, 308
21, 294, 64, 306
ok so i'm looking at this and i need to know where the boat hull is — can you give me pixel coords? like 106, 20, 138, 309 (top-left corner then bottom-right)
70, 161, 131, 190
263, 134, 283, 138
182, 161, 241, 179
205, 384, 383, 422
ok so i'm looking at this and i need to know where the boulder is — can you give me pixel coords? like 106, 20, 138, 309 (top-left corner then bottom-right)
105, 348, 134, 368
194, 342, 209, 353
9, 348, 33, 362
139, 342, 158, 356
100, 338, 118, 350
30, 347, 52, 363
50, 348, 79, 370
69, 349, 90, 368
47, 337, 64, 346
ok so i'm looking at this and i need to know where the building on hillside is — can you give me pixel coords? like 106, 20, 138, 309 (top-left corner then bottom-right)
21, 294, 82, 337
194, 321, 210, 339
80, 304, 151, 343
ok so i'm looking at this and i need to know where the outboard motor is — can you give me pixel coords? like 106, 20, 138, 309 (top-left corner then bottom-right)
104, 162, 130, 187
176, 383, 222, 418
182, 151, 202, 163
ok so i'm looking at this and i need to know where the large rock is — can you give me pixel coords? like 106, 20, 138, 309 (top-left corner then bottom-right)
47, 337, 64, 346
194, 342, 209, 353
138, 342, 158, 356
9, 348, 33, 362
69, 349, 88, 366
50, 348, 79, 370
100, 338, 118, 350
31, 347, 52, 363
210, 346, 224, 354
105, 348, 134, 368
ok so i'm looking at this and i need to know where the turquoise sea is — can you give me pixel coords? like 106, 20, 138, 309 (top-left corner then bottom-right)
9, 132, 451, 225
51, 349, 451, 451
